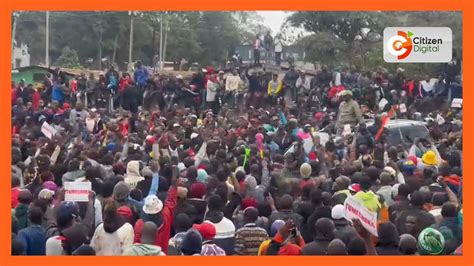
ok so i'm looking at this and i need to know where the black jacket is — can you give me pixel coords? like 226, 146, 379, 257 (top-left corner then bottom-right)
303, 206, 332, 242
395, 206, 436, 237
333, 219, 358, 246
301, 237, 332, 255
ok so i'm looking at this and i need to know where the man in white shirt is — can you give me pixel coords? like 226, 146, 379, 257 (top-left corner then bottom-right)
225, 69, 241, 109
295, 72, 311, 103
253, 34, 262, 67
274, 36, 283, 66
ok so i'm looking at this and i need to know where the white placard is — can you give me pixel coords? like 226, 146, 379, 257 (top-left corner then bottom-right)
41, 121, 57, 139
303, 137, 314, 154
64, 182, 91, 202
50, 146, 61, 165
451, 98, 463, 108
399, 103, 407, 113
436, 114, 446, 125
378, 98, 389, 110
344, 196, 379, 237
86, 118, 96, 133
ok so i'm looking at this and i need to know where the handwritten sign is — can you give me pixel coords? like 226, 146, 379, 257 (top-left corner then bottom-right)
344, 196, 378, 236
451, 98, 463, 108
399, 103, 407, 113
64, 182, 91, 202
41, 121, 57, 139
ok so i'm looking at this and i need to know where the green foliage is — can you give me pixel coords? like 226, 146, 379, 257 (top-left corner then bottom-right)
288, 11, 462, 76
54, 46, 82, 68
287, 11, 386, 44
295, 32, 346, 68
15, 11, 246, 69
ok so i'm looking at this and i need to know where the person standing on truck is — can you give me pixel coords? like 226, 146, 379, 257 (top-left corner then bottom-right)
335, 90, 363, 135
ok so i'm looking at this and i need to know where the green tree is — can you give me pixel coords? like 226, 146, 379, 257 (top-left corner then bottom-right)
295, 32, 346, 67
287, 11, 385, 45
54, 46, 82, 68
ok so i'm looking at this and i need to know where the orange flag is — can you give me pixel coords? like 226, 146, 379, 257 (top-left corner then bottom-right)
374, 106, 396, 142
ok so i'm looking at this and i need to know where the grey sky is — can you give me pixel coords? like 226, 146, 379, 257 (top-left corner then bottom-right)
256, 11, 289, 34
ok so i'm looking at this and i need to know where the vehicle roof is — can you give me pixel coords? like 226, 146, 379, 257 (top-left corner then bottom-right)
365, 119, 427, 128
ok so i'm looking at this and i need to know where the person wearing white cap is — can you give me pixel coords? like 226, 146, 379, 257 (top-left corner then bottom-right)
331, 204, 358, 246
335, 89, 363, 135
133, 165, 179, 254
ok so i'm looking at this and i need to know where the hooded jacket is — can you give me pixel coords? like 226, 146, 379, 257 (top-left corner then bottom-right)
205, 210, 236, 255
354, 190, 382, 212
122, 243, 165, 256
333, 219, 358, 246
301, 235, 333, 255
14, 204, 29, 230
432, 217, 462, 247
395, 206, 436, 237
376, 223, 400, 255
124, 161, 145, 189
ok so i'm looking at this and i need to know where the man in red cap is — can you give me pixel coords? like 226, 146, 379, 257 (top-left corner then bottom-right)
193, 222, 225, 256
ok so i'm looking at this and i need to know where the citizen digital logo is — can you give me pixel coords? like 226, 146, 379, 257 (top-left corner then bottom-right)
384, 27, 452, 63
412, 37, 443, 45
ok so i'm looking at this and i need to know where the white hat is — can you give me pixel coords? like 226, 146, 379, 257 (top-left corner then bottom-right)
177, 162, 186, 172
38, 188, 55, 200
383, 166, 397, 177
190, 133, 199, 140
176, 75, 183, 80
143, 195, 163, 215
331, 204, 345, 220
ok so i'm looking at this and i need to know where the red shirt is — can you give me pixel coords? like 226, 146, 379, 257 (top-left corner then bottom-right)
11, 88, 17, 105
12, 187, 21, 209
328, 85, 345, 99
71, 79, 78, 93
134, 186, 177, 254
32, 91, 40, 111
119, 78, 130, 93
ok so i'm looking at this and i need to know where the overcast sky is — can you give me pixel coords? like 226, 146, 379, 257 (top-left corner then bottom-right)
256, 11, 289, 34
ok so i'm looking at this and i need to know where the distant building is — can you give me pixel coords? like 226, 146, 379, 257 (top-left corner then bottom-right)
12, 41, 30, 69
11, 65, 76, 85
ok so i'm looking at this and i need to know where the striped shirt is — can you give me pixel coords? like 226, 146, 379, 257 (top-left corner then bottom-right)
235, 223, 269, 255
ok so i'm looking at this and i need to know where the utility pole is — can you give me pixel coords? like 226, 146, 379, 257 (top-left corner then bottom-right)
11, 12, 19, 68
45, 11, 50, 66
128, 11, 134, 73
159, 12, 163, 70
162, 18, 169, 68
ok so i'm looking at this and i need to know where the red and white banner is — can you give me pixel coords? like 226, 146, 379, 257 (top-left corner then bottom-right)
344, 196, 378, 236
41, 121, 57, 139
64, 182, 91, 202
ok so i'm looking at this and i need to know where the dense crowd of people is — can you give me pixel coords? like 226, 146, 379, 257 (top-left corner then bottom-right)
11, 58, 463, 256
